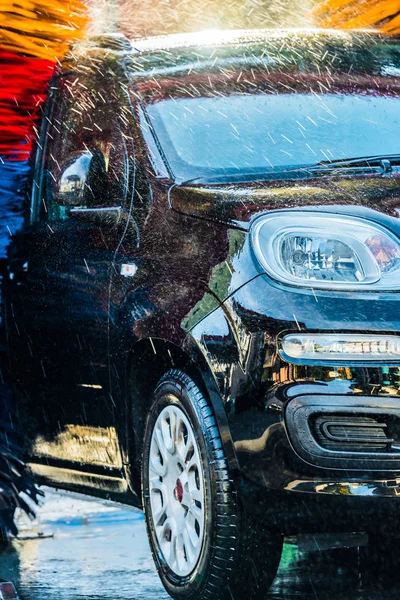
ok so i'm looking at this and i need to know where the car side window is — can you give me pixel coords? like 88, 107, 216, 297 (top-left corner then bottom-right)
40, 75, 129, 221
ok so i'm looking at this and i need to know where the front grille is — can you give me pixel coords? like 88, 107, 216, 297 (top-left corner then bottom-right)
311, 415, 395, 453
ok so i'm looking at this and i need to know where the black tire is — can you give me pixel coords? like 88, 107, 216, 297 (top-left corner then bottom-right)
141, 369, 283, 600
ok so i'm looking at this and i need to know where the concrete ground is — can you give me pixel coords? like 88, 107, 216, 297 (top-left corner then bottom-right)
2, 487, 400, 599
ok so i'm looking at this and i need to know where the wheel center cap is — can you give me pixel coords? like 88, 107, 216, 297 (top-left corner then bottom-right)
174, 478, 183, 503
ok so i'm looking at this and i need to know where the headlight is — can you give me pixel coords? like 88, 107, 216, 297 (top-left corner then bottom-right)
251, 212, 400, 290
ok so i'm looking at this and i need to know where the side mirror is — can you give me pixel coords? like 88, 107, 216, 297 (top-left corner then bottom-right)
54, 149, 107, 208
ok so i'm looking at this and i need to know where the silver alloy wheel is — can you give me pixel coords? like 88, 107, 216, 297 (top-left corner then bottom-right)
149, 404, 205, 576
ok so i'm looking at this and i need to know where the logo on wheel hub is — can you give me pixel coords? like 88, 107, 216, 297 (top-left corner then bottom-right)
174, 478, 183, 503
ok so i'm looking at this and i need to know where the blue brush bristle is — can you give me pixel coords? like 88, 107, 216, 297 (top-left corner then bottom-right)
0, 159, 29, 258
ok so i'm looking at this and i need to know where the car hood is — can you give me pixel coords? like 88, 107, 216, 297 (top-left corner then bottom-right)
169, 174, 400, 231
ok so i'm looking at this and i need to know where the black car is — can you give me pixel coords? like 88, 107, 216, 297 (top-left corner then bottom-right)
3, 28, 400, 599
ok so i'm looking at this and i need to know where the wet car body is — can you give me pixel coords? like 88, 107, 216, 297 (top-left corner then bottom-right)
3, 29, 400, 537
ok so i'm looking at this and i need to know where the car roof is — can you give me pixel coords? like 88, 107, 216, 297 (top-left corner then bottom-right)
75, 28, 398, 58
68, 28, 400, 95
131, 27, 361, 52
125, 27, 399, 84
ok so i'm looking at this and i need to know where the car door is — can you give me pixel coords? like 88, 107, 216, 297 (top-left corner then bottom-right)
9, 69, 134, 475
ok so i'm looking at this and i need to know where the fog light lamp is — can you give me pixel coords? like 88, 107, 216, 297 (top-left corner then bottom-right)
280, 334, 400, 364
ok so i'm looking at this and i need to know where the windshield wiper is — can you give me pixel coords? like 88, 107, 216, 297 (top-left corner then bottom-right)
304, 154, 400, 175
179, 155, 400, 186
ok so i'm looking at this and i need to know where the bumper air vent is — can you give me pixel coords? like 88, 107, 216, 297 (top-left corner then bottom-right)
285, 395, 400, 471
311, 415, 394, 453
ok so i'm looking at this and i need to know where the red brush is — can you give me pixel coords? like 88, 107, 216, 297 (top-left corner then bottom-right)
0, 0, 88, 159
0, 51, 55, 159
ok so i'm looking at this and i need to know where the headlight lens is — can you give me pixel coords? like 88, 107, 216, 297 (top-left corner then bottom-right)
251, 212, 400, 290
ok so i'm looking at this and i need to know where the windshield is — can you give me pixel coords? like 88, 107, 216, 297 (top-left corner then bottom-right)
146, 92, 400, 179
130, 34, 400, 181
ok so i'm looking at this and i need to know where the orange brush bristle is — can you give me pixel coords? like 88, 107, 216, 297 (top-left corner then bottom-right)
0, 0, 88, 61
313, 0, 400, 34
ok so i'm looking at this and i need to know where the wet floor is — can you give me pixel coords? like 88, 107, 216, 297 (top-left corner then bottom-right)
2, 488, 400, 600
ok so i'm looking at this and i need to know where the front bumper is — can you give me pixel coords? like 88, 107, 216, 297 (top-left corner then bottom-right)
190, 274, 400, 534
239, 475, 400, 536
230, 381, 400, 534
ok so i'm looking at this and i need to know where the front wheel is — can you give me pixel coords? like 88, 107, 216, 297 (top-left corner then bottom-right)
141, 369, 283, 600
